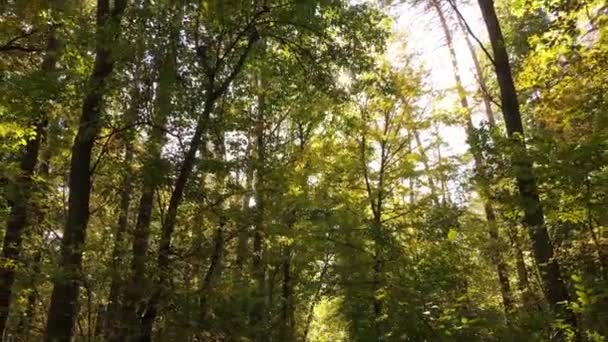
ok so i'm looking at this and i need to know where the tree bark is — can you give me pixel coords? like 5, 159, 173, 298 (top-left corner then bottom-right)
16, 129, 55, 340
477, 0, 576, 329
0, 6, 61, 337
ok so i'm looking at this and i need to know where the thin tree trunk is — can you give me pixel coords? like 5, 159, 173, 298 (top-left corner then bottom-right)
372, 146, 386, 341
0, 6, 61, 337
412, 128, 440, 205
0, 122, 45, 341
137, 31, 258, 342
484, 204, 514, 315
278, 241, 295, 342
302, 257, 330, 342
250, 76, 268, 341
137, 99, 213, 342
432, 0, 513, 315
456, 14, 496, 126
198, 214, 226, 322
16, 252, 41, 339
118, 52, 172, 342
101, 100, 138, 339
433, 127, 450, 205
407, 132, 416, 204
477, 0, 576, 330
584, 178, 607, 279
235, 139, 254, 272
507, 223, 537, 310
16, 127, 56, 340
198, 135, 228, 326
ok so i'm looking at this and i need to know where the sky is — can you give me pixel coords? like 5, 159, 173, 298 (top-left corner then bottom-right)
383, 0, 490, 157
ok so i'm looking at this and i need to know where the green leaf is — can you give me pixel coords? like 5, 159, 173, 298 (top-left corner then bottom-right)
447, 229, 457, 242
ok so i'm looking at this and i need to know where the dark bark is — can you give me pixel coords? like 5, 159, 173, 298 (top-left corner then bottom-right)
477, 0, 576, 329
432, 0, 513, 315
278, 244, 295, 342
44, 1, 127, 340
16, 253, 41, 339
361, 112, 388, 340
0, 9, 60, 338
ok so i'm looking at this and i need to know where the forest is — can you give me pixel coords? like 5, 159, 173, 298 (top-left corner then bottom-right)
0, 0, 607, 341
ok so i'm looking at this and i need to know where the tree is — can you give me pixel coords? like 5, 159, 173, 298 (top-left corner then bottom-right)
0, 1, 62, 337
45, 0, 128, 340
476, 0, 577, 333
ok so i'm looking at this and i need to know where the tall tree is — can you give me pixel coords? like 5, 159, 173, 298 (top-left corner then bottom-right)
430, 0, 512, 316
476, 0, 577, 331
0, 1, 62, 336
44, 0, 128, 340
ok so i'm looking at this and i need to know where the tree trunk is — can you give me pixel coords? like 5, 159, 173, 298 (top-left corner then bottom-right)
250, 77, 268, 341
477, 0, 576, 329
101, 100, 138, 339
137, 98, 213, 342
302, 257, 329, 341
235, 139, 254, 272
432, 0, 513, 315
16, 128, 55, 340
198, 136, 228, 326
198, 214, 226, 323
457, 14, 496, 126
0, 6, 61, 337
507, 223, 537, 310
278, 243, 295, 342
433, 127, 450, 205
136, 29, 257, 341
119, 50, 173, 342
44, 1, 127, 340
411, 128, 439, 206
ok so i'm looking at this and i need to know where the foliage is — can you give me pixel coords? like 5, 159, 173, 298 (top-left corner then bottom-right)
0, 0, 606, 341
